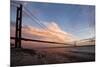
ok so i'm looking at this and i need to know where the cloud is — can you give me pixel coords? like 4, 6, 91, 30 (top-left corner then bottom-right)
43, 22, 78, 42
11, 21, 78, 44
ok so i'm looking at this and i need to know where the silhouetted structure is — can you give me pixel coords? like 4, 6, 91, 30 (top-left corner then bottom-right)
15, 4, 22, 48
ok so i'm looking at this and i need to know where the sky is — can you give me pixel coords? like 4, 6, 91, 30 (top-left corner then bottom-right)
10, 0, 95, 44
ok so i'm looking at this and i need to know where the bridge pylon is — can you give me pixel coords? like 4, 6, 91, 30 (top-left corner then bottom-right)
15, 4, 22, 48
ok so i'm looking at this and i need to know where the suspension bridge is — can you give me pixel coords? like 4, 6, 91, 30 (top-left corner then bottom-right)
10, 1, 95, 66
10, 1, 78, 48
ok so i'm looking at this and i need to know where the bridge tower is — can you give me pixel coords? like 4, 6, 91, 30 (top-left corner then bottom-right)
15, 4, 22, 48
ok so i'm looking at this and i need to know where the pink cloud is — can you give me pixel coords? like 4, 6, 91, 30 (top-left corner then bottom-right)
11, 21, 78, 44
10, 21, 81, 48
